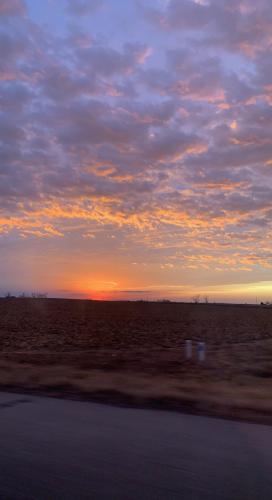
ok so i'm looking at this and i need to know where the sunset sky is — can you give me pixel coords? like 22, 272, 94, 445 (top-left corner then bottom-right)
1, 0, 272, 302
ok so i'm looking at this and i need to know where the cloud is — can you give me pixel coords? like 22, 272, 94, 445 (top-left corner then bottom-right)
1, 0, 272, 289
0, 0, 26, 17
0, 81, 31, 110
143, 0, 272, 56
66, 0, 105, 16
75, 42, 152, 77
65, 0, 104, 16
0, 30, 27, 63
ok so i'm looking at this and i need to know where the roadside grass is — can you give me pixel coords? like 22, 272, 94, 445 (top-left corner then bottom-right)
1, 356, 272, 423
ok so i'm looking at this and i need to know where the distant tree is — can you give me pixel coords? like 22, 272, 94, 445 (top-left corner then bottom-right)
31, 292, 47, 299
203, 296, 209, 304
192, 294, 200, 304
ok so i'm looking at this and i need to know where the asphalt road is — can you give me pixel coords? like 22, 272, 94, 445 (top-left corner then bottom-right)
0, 392, 272, 499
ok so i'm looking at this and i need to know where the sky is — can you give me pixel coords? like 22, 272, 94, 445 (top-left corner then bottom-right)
0, 0, 272, 302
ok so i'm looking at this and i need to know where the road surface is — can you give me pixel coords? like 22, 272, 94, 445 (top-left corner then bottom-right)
0, 392, 272, 499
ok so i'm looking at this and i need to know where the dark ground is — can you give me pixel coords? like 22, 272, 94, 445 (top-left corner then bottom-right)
1, 298, 272, 423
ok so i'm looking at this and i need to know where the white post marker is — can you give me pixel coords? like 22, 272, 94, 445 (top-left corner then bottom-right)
185, 339, 192, 360
197, 342, 206, 362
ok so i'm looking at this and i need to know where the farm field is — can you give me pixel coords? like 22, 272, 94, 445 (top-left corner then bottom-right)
1, 298, 272, 423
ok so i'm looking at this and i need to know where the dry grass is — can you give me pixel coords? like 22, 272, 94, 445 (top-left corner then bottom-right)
1, 360, 272, 423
